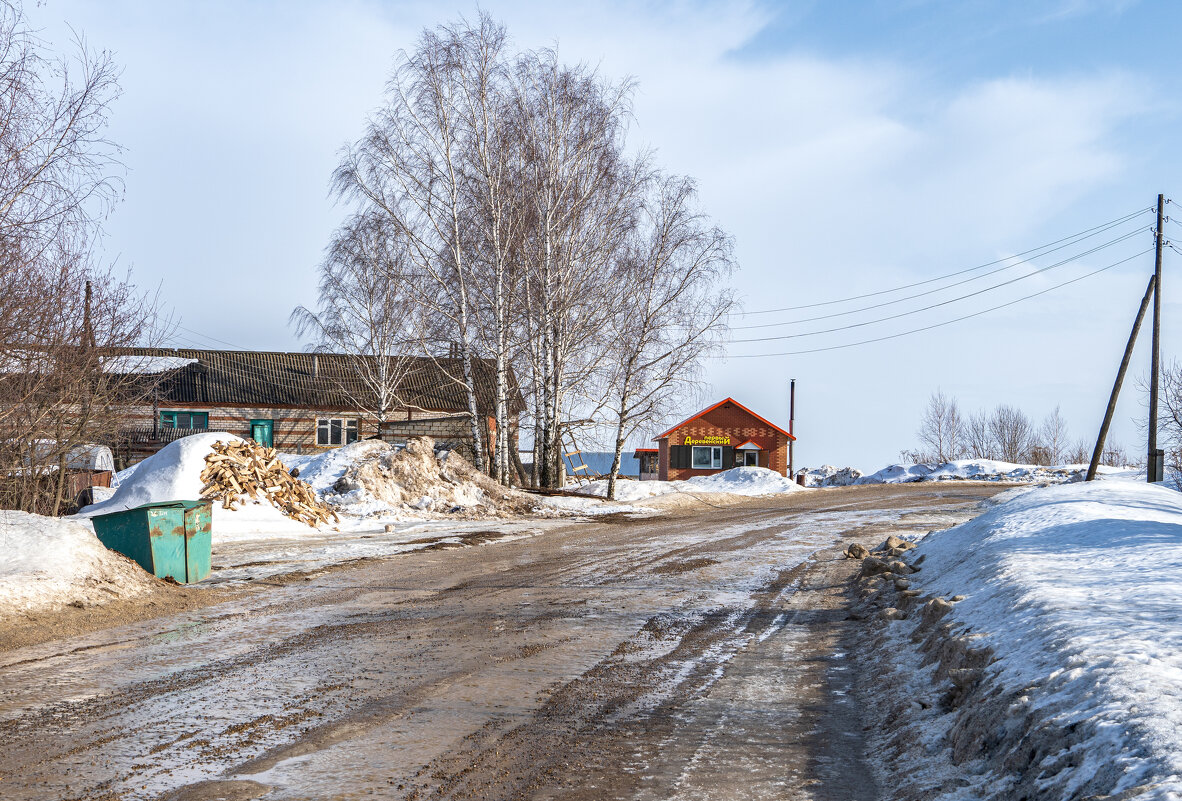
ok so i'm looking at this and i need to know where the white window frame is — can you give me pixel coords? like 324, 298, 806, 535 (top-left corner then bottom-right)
316, 418, 359, 446
691, 445, 723, 469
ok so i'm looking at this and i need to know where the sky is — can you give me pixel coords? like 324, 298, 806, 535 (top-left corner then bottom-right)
23, 0, 1182, 470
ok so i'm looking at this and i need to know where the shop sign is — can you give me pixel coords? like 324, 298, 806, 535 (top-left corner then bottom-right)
683, 434, 730, 445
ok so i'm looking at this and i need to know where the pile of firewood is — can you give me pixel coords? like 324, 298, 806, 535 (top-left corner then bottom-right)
200, 440, 338, 527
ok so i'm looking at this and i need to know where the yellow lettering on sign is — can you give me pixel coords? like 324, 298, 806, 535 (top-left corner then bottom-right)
683, 435, 731, 446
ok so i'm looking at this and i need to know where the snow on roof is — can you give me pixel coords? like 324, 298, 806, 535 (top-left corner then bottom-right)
101, 355, 197, 374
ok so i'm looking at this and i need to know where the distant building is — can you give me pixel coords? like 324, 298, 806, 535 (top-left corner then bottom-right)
103, 348, 524, 467
652, 397, 794, 481
634, 448, 659, 481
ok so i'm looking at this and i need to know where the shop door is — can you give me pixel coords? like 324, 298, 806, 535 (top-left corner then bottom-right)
250, 419, 274, 448
743, 450, 760, 466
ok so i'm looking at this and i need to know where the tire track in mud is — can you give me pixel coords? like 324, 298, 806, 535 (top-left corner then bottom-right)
401, 559, 816, 801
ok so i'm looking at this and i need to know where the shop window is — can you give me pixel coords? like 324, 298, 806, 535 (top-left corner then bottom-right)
317, 418, 359, 446
692, 445, 722, 469
160, 411, 208, 430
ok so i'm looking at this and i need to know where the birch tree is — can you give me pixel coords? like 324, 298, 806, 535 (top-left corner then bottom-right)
509, 49, 644, 488
600, 174, 735, 499
917, 389, 964, 462
332, 17, 507, 472
291, 211, 422, 426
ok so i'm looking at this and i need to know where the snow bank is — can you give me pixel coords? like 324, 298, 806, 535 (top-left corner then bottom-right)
799, 464, 862, 487
572, 466, 804, 500
856, 458, 1086, 485
0, 510, 156, 619
281, 440, 388, 495
864, 481, 1182, 799
318, 438, 535, 518
78, 432, 305, 541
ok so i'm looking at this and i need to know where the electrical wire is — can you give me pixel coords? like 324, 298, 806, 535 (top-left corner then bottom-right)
730, 230, 1153, 343
725, 248, 1151, 358
732, 225, 1150, 331
732, 206, 1153, 316
174, 324, 247, 351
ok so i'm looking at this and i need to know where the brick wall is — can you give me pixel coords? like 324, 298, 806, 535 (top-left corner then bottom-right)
658, 400, 790, 480
116, 405, 488, 466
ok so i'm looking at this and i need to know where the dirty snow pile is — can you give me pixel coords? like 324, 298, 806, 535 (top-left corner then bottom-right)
294, 437, 537, 519
859, 481, 1182, 800
856, 458, 1087, 485
0, 510, 156, 620
572, 466, 805, 501
798, 465, 863, 487
79, 432, 302, 540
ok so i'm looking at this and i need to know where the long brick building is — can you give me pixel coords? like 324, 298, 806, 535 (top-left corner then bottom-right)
105, 349, 523, 467
653, 397, 795, 481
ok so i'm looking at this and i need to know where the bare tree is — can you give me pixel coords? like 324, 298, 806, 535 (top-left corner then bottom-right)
333, 16, 509, 473
508, 49, 644, 488
291, 211, 422, 427
988, 404, 1034, 463
599, 174, 736, 499
0, 1, 165, 514
1065, 438, 1092, 465
917, 389, 963, 463
964, 409, 993, 459
1034, 405, 1070, 466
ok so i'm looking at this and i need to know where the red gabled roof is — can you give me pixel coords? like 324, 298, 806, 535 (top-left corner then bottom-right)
632, 447, 658, 453
653, 397, 795, 441
735, 440, 763, 450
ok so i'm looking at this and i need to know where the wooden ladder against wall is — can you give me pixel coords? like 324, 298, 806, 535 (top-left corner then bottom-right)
562, 430, 598, 486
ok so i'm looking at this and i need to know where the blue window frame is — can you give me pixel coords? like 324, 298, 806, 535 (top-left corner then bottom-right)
160, 411, 208, 430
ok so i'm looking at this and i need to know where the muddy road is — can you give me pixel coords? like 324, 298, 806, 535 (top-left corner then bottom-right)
0, 484, 1006, 800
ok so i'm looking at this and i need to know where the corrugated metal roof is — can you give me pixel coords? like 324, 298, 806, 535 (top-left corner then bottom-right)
105, 348, 524, 414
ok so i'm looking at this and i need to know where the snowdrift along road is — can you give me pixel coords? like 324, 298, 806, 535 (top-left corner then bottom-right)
857, 480, 1182, 800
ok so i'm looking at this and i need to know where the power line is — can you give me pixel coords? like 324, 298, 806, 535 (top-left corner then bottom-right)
732, 225, 1150, 331
174, 324, 248, 351
730, 230, 1153, 343
726, 249, 1151, 358
733, 206, 1152, 316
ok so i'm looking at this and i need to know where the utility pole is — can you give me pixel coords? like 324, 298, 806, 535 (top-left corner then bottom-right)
1088, 274, 1156, 481
1149, 193, 1165, 482
788, 379, 795, 479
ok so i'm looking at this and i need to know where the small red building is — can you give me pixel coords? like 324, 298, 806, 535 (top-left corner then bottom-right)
654, 397, 795, 481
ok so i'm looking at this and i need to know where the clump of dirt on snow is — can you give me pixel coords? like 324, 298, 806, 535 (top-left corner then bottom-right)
328, 437, 537, 518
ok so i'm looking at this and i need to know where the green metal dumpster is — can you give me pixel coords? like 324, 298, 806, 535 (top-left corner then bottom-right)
90, 500, 213, 584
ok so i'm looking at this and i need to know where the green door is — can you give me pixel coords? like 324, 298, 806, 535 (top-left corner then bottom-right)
250, 419, 274, 448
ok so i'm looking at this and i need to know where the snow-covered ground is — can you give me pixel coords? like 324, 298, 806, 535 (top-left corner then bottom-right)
863, 480, 1182, 799
0, 510, 157, 620
799, 464, 863, 487
853, 458, 1122, 485
571, 466, 805, 501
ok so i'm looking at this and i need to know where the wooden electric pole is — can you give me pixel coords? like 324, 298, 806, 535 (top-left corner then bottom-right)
1149, 193, 1165, 482
1088, 274, 1156, 481
788, 379, 796, 479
